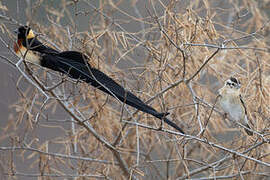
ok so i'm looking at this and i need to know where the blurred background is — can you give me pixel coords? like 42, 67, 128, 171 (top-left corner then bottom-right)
0, 0, 270, 179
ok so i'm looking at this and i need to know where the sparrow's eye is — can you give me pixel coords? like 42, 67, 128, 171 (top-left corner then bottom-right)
225, 77, 241, 89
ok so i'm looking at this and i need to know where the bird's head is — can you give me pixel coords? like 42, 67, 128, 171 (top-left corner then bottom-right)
14, 26, 35, 40
225, 77, 241, 90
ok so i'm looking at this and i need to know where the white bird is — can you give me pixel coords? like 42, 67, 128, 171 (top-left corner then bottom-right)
218, 77, 253, 136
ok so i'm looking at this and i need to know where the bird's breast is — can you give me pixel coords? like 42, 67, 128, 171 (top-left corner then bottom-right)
220, 96, 243, 121
14, 41, 41, 65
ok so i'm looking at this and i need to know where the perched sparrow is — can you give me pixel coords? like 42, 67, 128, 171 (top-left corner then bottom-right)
218, 77, 253, 136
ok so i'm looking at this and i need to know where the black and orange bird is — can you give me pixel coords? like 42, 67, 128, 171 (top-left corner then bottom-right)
14, 26, 184, 134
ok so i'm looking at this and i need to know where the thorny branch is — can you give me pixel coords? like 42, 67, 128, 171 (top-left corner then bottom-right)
0, 1, 270, 179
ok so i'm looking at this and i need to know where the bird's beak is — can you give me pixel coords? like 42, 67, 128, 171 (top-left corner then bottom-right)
14, 29, 18, 34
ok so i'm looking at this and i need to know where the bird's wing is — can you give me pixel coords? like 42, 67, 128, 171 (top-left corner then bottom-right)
25, 38, 60, 54
58, 51, 89, 64
239, 94, 247, 115
239, 94, 253, 135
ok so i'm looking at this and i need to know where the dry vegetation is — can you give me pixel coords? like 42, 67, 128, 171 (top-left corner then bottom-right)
0, 0, 270, 179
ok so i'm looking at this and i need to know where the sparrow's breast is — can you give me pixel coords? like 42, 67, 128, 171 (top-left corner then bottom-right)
220, 96, 243, 121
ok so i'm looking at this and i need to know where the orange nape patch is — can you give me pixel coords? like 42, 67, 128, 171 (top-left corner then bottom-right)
14, 39, 22, 53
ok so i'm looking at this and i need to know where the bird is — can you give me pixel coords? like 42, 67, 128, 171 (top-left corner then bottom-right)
218, 77, 253, 136
13, 25, 185, 134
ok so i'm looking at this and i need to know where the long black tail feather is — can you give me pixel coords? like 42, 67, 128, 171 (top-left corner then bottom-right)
41, 51, 185, 134
164, 117, 185, 134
